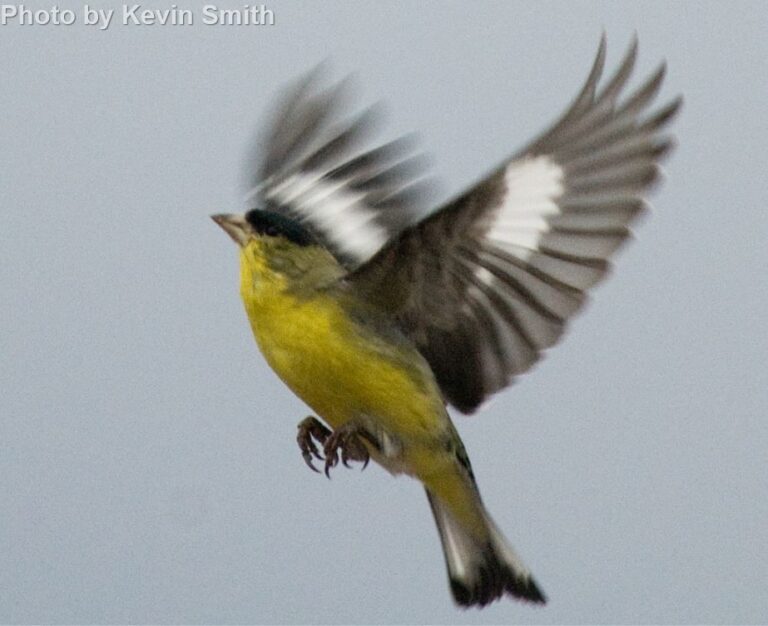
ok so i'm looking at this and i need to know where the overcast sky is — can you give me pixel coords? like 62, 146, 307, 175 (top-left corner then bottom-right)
2, 1, 767, 624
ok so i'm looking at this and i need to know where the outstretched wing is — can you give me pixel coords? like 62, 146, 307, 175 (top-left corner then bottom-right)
349, 36, 682, 413
244, 69, 430, 269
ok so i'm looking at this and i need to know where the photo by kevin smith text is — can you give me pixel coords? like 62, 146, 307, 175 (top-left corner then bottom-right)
0, 4, 275, 28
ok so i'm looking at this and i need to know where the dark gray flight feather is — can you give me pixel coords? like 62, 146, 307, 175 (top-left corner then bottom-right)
244, 67, 430, 269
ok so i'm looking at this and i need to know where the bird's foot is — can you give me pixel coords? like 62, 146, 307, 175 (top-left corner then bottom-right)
322, 422, 371, 478
296, 416, 332, 473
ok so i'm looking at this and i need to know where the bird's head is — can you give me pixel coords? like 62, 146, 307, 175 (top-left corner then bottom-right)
212, 209, 340, 287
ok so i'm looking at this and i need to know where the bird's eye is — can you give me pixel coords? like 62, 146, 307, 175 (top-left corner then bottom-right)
264, 224, 279, 237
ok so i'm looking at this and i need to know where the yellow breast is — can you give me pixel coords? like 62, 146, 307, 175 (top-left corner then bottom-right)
238, 243, 444, 441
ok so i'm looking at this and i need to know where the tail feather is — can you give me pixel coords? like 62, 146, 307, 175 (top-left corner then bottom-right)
426, 489, 546, 607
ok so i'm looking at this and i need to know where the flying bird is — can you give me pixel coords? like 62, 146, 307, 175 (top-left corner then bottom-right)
212, 35, 680, 608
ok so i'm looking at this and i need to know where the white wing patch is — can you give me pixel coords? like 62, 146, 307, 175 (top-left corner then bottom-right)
265, 171, 390, 260
485, 156, 565, 260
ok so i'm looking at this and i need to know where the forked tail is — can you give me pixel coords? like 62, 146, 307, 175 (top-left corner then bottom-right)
426, 489, 546, 607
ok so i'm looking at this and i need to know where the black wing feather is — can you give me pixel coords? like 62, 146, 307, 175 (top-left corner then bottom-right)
350, 37, 681, 412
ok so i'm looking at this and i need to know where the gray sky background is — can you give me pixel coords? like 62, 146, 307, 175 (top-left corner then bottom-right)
2, 1, 767, 624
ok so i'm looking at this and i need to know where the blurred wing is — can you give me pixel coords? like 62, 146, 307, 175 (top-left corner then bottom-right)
350, 36, 682, 413
244, 69, 430, 269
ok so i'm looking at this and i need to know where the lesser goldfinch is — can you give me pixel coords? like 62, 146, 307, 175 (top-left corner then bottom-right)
212, 36, 680, 608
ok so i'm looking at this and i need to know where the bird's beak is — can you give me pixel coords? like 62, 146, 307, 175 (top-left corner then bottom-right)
211, 213, 250, 246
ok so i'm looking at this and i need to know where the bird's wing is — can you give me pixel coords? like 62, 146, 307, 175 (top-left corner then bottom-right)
244, 69, 430, 269
348, 36, 682, 413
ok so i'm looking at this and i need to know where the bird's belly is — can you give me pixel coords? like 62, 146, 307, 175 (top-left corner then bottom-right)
244, 291, 444, 447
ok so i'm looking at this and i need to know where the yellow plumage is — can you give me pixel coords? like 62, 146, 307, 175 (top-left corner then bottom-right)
239, 239, 476, 520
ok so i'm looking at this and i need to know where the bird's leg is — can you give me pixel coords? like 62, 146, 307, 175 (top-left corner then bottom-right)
296, 416, 331, 473
323, 422, 374, 478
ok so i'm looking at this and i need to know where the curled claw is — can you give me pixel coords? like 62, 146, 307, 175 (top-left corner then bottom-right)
341, 437, 369, 470
324, 449, 339, 478
322, 423, 371, 478
296, 416, 331, 473
302, 445, 321, 473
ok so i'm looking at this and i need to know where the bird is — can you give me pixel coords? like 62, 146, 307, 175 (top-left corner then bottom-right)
212, 35, 681, 608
